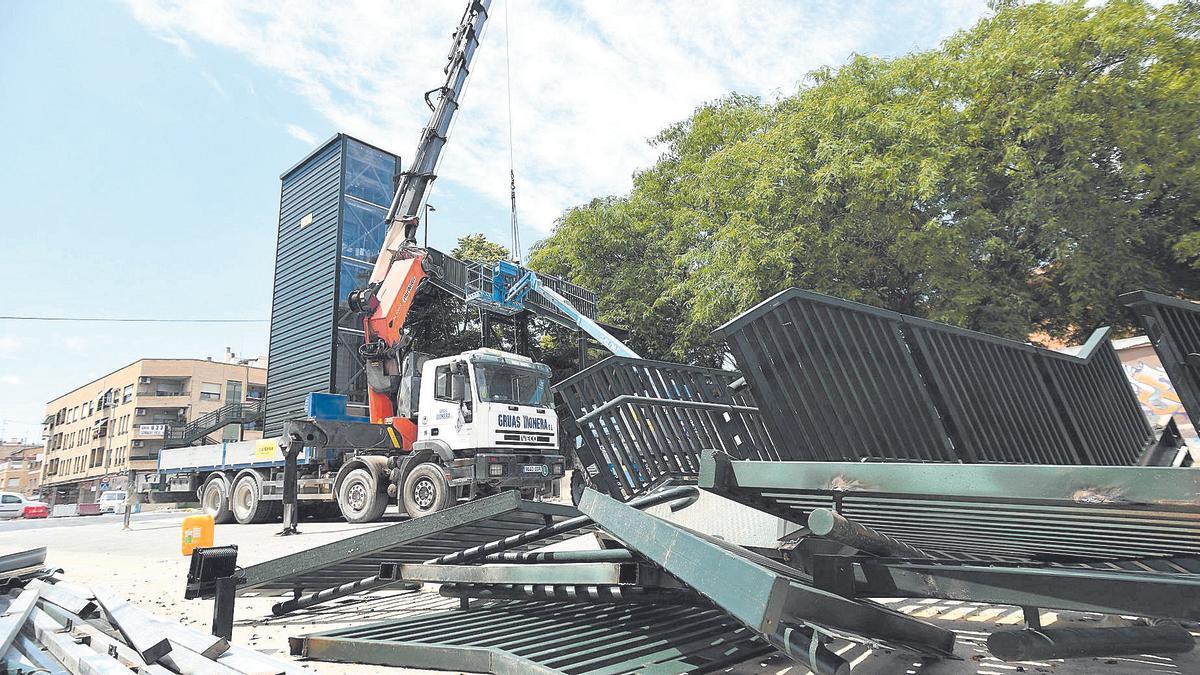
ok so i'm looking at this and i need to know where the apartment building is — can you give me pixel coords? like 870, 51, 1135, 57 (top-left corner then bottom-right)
41, 358, 266, 505
0, 442, 42, 497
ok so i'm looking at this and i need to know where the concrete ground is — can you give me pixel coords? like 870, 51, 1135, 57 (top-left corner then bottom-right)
2, 508, 1197, 675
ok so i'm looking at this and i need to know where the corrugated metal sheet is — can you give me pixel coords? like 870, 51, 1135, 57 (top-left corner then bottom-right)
554, 357, 778, 500
265, 137, 344, 435
715, 289, 1151, 465
1123, 290, 1200, 430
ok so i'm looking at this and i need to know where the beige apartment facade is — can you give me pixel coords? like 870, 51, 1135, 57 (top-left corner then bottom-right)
0, 442, 42, 497
41, 358, 266, 505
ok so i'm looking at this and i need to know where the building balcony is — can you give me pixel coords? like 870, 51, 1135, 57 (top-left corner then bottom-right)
137, 390, 191, 400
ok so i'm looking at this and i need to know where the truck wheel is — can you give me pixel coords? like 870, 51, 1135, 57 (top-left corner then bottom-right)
231, 472, 272, 524
200, 476, 233, 524
401, 463, 452, 517
338, 468, 387, 523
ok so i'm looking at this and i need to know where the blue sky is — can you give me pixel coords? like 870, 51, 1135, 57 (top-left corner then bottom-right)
0, 0, 989, 441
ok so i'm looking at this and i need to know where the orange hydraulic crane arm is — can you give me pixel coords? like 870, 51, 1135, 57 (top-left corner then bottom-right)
348, 0, 490, 427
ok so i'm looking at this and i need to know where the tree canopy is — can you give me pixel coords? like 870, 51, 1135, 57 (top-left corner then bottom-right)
529, 0, 1200, 365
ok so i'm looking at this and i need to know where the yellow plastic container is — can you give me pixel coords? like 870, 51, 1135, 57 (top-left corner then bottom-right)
181, 513, 214, 556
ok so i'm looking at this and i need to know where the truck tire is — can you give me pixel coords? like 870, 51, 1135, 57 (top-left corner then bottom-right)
338, 468, 387, 523
401, 463, 452, 517
200, 475, 234, 524
231, 472, 273, 524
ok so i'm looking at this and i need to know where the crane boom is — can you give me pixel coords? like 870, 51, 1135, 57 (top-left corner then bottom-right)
351, 0, 492, 424
371, 0, 491, 284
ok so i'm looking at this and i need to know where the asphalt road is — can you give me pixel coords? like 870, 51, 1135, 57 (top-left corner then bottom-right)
0, 509, 184, 532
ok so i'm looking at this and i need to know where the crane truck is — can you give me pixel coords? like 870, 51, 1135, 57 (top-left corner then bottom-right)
154, 0, 636, 527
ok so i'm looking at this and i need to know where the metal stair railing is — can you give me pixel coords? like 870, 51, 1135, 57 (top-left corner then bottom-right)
163, 399, 265, 448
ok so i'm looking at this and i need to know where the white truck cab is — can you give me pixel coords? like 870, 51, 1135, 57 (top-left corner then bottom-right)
416, 348, 558, 454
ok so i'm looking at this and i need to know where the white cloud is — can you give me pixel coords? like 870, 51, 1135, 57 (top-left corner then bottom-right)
0, 375, 20, 386
0, 337, 20, 354
285, 123, 318, 146
122, 0, 988, 236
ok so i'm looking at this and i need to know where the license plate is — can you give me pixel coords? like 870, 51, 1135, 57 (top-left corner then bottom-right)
522, 465, 547, 474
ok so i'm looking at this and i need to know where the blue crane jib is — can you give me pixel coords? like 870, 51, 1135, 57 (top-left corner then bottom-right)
467, 260, 640, 359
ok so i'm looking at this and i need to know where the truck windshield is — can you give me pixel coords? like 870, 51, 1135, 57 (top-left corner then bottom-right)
474, 364, 551, 407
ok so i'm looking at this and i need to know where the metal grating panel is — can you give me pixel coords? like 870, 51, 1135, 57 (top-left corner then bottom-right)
715, 288, 1151, 465
554, 357, 779, 500
701, 452, 1200, 562
239, 492, 586, 595
293, 601, 775, 674
1123, 290, 1200, 430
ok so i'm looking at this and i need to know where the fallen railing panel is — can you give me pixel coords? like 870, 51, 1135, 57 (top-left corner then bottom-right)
701, 451, 1200, 561
1123, 290, 1200, 431
238, 491, 587, 606
291, 601, 776, 675
714, 288, 1153, 465
554, 356, 778, 500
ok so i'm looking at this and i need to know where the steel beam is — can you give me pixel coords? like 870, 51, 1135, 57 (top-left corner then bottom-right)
825, 556, 1200, 620
577, 488, 955, 667
270, 575, 416, 616
93, 586, 172, 663
0, 586, 39, 656
384, 562, 629, 585
27, 579, 97, 617
24, 607, 132, 675
703, 451, 1200, 506
988, 625, 1195, 661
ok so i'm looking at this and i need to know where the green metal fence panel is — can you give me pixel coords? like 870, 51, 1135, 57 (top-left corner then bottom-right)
715, 288, 1151, 465
554, 357, 779, 500
1123, 290, 1200, 431
292, 601, 776, 674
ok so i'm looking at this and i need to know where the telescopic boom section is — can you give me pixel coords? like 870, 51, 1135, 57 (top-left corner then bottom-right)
353, 0, 491, 425
371, 0, 491, 285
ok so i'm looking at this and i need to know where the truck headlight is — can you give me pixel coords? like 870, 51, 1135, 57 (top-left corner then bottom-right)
488, 464, 505, 477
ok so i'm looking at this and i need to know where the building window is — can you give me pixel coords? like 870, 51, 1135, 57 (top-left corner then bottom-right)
199, 382, 221, 401
5, 478, 19, 489
123, 385, 133, 404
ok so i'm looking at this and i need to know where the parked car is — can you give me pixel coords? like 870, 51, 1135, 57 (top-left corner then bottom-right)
22, 503, 48, 519
98, 490, 127, 514
0, 492, 47, 519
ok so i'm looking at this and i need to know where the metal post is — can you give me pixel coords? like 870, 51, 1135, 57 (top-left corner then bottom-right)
577, 331, 587, 368
515, 312, 530, 356
211, 576, 237, 641
278, 440, 302, 536
481, 312, 491, 349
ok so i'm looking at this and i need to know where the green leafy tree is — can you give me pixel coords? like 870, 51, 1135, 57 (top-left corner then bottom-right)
531, 0, 1199, 363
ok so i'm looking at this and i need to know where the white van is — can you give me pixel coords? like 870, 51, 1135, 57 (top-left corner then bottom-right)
98, 490, 127, 513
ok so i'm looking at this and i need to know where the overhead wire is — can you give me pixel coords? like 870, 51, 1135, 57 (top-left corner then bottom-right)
0, 314, 265, 324
504, 0, 521, 263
